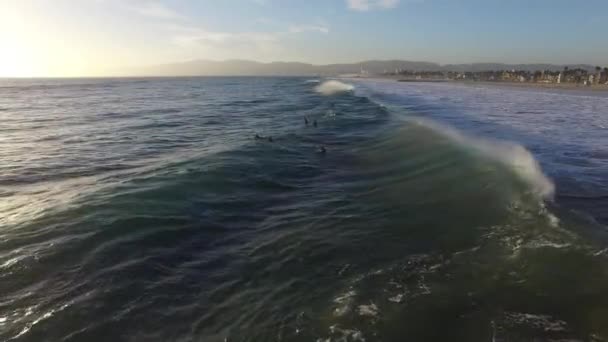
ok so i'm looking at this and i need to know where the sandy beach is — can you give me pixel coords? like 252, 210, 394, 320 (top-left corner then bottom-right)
457, 80, 608, 91
356, 75, 608, 92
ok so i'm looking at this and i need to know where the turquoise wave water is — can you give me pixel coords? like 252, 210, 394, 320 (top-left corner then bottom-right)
0, 77, 607, 341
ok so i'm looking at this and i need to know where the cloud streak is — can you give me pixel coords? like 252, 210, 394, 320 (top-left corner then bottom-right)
346, 0, 400, 11
119, 1, 329, 61
128, 1, 183, 19
288, 24, 329, 34
166, 21, 329, 61
170, 26, 279, 47
170, 22, 329, 48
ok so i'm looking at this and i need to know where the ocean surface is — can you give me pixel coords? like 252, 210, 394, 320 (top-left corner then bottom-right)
0, 77, 607, 341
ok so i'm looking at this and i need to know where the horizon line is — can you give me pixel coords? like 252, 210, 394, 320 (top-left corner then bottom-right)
2, 59, 606, 79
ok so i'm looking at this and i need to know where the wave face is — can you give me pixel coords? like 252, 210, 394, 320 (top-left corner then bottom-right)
1, 77, 608, 341
404, 116, 555, 199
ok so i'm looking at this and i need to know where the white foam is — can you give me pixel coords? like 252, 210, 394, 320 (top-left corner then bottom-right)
12, 303, 70, 339
314, 80, 354, 96
333, 290, 356, 317
357, 303, 378, 317
503, 312, 568, 332
526, 240, 571, 250
481, 142, 555, 199
327, 325, 365, 341
388, 293, 404, 303
1, 256, 24, 269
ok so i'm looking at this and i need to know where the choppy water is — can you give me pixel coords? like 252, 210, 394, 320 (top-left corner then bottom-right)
1, 77, 607, 341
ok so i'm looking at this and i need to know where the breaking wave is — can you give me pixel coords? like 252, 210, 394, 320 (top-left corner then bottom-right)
405, 117, 555, 199
314, 80, 354, 95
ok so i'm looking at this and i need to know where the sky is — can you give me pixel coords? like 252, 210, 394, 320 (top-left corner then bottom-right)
1, 0, 608, 77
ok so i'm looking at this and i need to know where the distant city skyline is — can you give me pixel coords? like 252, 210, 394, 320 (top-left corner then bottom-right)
2, 0, 608, 77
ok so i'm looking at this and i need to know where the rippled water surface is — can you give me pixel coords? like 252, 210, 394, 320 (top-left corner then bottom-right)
1, 77, 607, 341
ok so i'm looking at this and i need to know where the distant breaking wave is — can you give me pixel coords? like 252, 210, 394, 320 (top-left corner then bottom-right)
314, 80, 354, 95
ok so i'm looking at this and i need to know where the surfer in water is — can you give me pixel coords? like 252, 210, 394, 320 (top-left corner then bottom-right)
313, 120, 318, 128
304, 117, 309, 126
317, 145, 326, 154
254, 134, 274, 142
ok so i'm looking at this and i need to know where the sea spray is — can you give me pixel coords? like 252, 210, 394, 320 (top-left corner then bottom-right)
315, 80, 354, 95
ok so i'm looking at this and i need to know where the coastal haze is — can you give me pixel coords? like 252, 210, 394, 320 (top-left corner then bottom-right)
2, 0, 608, 341
125, 59, 599, 77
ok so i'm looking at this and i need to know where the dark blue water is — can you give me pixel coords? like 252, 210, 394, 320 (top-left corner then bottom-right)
1, 77, 607, 341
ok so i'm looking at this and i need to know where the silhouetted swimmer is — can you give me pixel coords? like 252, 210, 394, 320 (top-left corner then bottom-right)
255, 134, 263, 140
304, 116, 309, 126
317, 146, 326, 154
268, 136, 274, 142
313, 120, 318, 128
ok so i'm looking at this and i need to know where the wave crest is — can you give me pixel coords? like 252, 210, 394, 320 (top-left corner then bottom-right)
315, 80, 354, 96
409, 117, 555, 199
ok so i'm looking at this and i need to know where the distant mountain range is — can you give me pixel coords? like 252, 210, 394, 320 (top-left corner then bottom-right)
124, 59, 598, 76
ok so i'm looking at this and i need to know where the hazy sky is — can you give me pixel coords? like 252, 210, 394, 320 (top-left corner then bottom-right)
2, 0, 608, 77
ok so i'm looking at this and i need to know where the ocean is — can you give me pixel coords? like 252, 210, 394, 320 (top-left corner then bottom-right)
1, 77, 607, 341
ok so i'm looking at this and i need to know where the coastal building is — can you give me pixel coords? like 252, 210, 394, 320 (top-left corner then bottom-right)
402, 66, 606, 85
600, 70, 608, 84
359, 65, 368, 76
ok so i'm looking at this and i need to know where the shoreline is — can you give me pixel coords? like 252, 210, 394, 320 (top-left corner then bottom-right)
457, 80, 608, 91
347, 75, 608, 92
